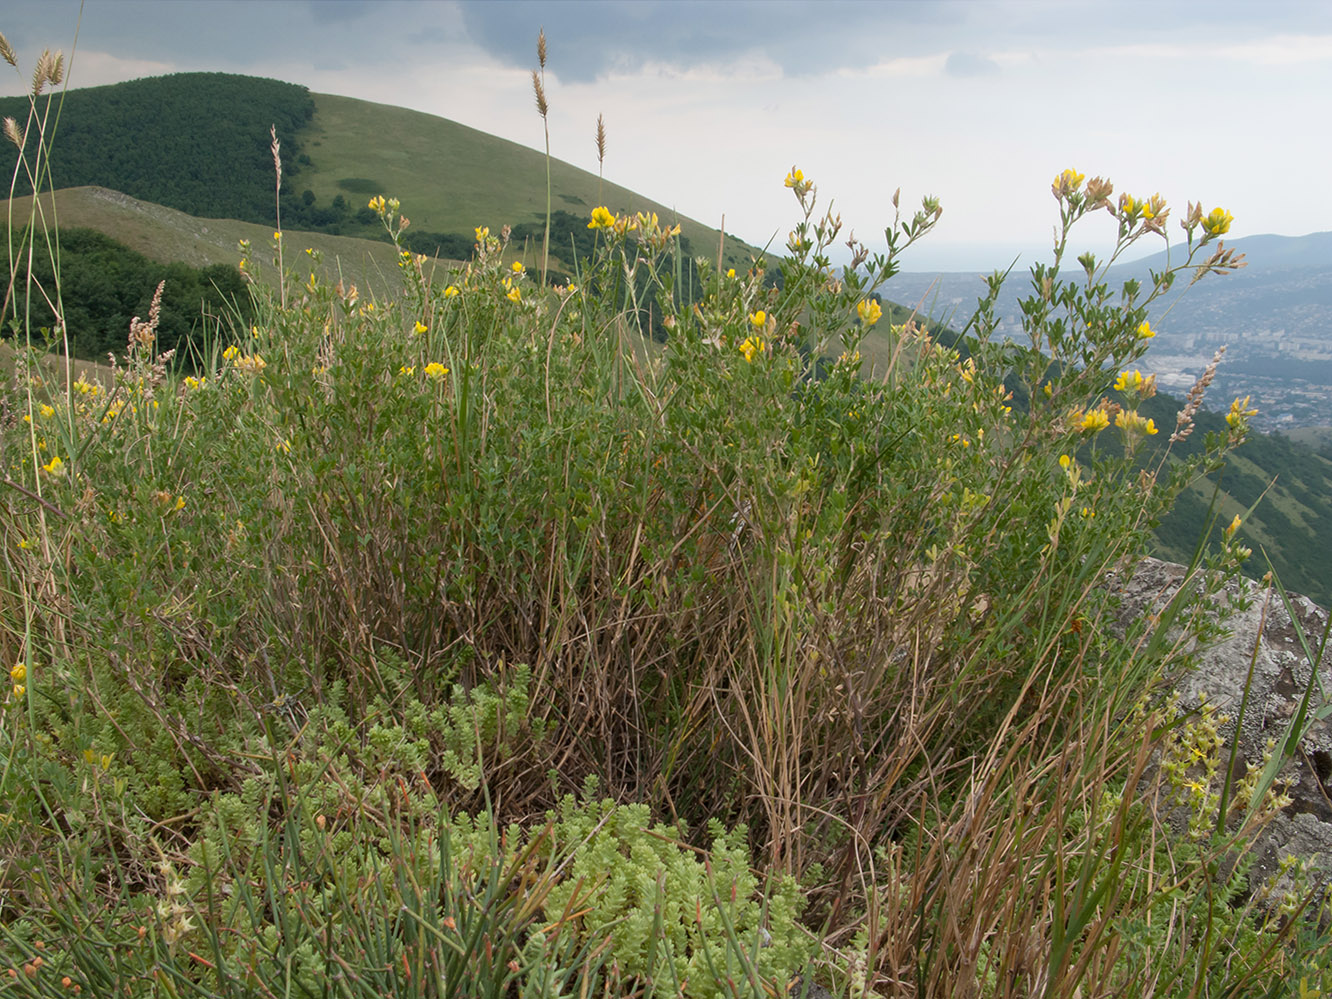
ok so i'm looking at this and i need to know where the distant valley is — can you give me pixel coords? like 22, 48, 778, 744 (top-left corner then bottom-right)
890, 231, 1332, 430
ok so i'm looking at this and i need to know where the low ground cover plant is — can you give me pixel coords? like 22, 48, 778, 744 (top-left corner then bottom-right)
2, 30, 1330, 999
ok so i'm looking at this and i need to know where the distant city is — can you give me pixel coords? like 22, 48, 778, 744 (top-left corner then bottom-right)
891, 230, 1332, 430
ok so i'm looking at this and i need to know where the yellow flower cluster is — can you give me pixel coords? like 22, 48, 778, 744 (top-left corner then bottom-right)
783, 166, 812, 198
424, 362, 449, 381
1115, 410, 1158, 436
1113, 369, 1157, 399
1203, 207, 1234, 237
1136, 320, 1156, 340
1074, 407, 1111, 433
739, 336, 765, 363
856, 299, 882, 326
1051, 168, 1085, 199
1225, 395, 1257, 429
587, 206, 639, 236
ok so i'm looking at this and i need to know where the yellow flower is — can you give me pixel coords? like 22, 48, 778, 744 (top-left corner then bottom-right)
234, 354, 267, 374
510, 261, 525, 274
222, 345, 240, 361
739, 336, 765, 363
1135, 320, 1156, 340
1203, 207, 1233, 237
413, 320, 428, 335
41, 455, 65, 477
749, 310, 767, 329
1115, 410, 1158, 436
726, 268, 735, 278
399, 365, 416, 376
10, 662, 25, 683
444, 285, 460, 298
587, 206, 617, 230
173, 495, 186, 511
275, 439, 291, 455
783, 167, 804, 189
1224, 514, 1242, 539
1052, 168, 1085, 199
184, 375, 206, 391
424, 362, 449, 381
369, 196, 386, 214
1114, 369, 1144, 393
39, 404, 54, 419
505, 281, 522, 303
1077, 408, 1110, 433
11, 684, 23, 701
1059, 454, 1072, 470
272, 231, 282, 241
856, 299, 882, 326
1226, 395, 1257, 428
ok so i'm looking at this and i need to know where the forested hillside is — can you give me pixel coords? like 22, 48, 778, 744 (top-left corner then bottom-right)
0, 73, 313, 224
4, 226, 250, 361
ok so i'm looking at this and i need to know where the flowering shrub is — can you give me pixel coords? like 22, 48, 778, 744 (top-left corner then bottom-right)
2, 31, 1326, 989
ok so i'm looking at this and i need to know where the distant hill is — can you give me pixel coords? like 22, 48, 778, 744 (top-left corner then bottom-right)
0, 72, 764, 275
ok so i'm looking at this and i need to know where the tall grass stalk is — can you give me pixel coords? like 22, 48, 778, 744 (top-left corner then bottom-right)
533, 28, 550, 287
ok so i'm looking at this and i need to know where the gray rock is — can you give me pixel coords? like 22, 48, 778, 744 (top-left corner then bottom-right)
1112, 557, 1332, 899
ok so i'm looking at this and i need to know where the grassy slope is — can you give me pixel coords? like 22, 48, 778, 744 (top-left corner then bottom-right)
296, 93, 762, 273
5, 186, 428, 300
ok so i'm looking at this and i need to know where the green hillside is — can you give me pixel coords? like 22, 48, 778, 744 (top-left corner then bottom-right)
0, 73, 762, 275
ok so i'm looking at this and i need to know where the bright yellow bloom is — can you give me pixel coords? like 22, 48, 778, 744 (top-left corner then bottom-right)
1077, 408, 1110, 433
726, 268, 736, 279
856, 299, 883, 326
369, 196, 387, 214
444, 285, 460, 298
173, 495, 186, 511
739, 336, 765, 363
749, 310, 767, 329
505, 281, 522, 303
1052, 168, 1085, 198
399, 365, 416, 376
1059, 454, 1072, 470
1115, 410, 1158, 436
38, 404, 54, 419
1226, 395, 1257, 428
413, 321, 428, 335
424, 362, 449, 381
41, 455, 65, 477
587, 206, 617, 230
11, 685, 23, 700
10, 663, 25, 683
233, 354, 266, 374
1224, 514, 1242, 539
276, 439, 291, 455
511, 261, 525, 274
784, 167, 804, 189
1136, 320, 1156, 340
272, 231, 282, 241
1114, 369, 1146, 393
1203, 207, 1233, 237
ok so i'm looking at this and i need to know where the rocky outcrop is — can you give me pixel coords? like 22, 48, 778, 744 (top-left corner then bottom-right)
1113, 557, 1332, 897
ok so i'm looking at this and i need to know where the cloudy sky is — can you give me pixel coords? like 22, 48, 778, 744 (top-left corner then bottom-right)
4, 0, 1330, 269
